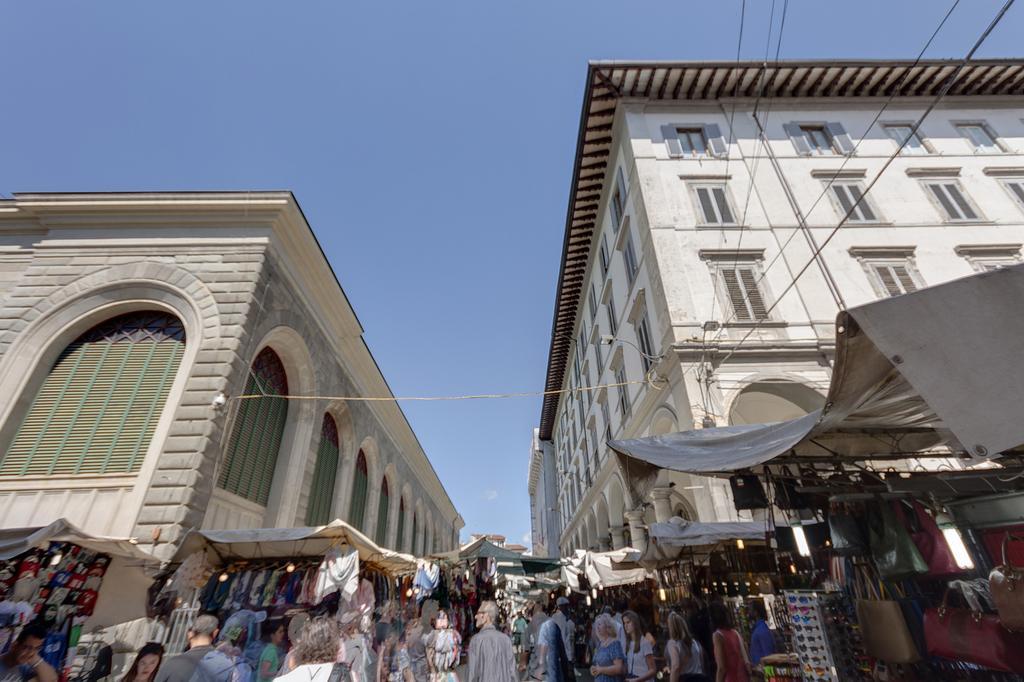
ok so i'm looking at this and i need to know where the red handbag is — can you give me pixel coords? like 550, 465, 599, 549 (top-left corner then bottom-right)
892, 500, 962, 576
924, 598, 1024, 673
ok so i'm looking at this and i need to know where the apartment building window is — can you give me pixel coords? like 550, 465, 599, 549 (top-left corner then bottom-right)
703, 253, 771, 322
589, 424, 599, 460
599, 235, 611, 277
600, 397, 612, 437
588, 284, 598, 322
592, 329, 604, 370
623, 233, 640, 283
606, 290, 618, 335
829, 182, 880, 223
576, 397, 586, 432
615, 367, 631, 418
691, 183, 737, 226
1001, 179, 1024, 212
610, 167, 628, 231
662, 123, 727, 158
955, 244, 1023, 272
957, 123, 1001, 153
851, 248, 923, 298
923, 180, 980, 222
884, 124, 929, 155
635, 312, 655, 373
785, 122, 855, 156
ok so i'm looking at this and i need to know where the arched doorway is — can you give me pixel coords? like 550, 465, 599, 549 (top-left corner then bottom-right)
728, 381, 825, 425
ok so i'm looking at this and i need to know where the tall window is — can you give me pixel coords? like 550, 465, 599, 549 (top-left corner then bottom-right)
610, 167, 628, 230
957, 123, 1000, 153
801, 125, 837, 155
396, 497, 407, 552
219, 347, 289, 505
883, 124, 928, 155
375, 477, 390, 546
615, 367, 631, 418
691, 184, 736, 226
635, 313, 655, 372
599, 236, 611, 277
675, 128, 709, 156
606, 291, 618, 335
785, 122, 854, 156
623, 234, 639, 283
1001, 179, 1024, 212
711, 261, 770, 321
2, 312, 186, 477
923, 181, 979, 222
411, 513, 419, 555
306, 414, 339, 526
829, 183, 879, 223
868, 261, 921, 297
349, 451, 369, 531
588, 285, 598, 322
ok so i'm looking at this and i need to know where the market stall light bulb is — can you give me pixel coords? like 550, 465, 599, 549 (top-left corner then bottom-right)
658, 588, 667, 602
791, 526, 811, 557
941, 527, 975, 570
586, 595, 592, 607
736, 539, 745, 550
285, 563, 295, 573
406, 588, 413, 598
219, 572, 229, 583
591, 589, 597, 599
789, 563, 797, 575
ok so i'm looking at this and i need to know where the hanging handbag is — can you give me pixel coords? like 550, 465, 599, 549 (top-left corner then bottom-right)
892, 500, 962, 576
828, 502, 868, 556
990, 533, 1024, 632
867, 501, 928, 580
854, 571, 920, 664
729, 474, 767, 510
924, 589, 1024, 673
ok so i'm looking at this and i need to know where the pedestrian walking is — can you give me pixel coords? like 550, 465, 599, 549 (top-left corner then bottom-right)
425, 610, 460, 682
122, 643, 164, 682
537, 608, 572, 682
666, 612, 706, 682
621, 612, 654, 682
589, 614, 625, 682
549, 598, 576, 670
466, 601, 516, 682
378, 626, 413, 682
275, 617, 349, 682
709, 603, 750, 682
0, 622, 57, 682
745, 602, 774, 666
154, 614, 231, 682
257, 620, 285, 682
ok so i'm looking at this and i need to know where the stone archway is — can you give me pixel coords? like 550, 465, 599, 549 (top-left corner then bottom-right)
728, 380, 825, 425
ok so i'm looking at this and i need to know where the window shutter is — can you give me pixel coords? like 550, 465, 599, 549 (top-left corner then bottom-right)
784, 123, 812, 155
616, 166, 628, 200
892, 265, 918, 293
873, 265, 903, 296
662, 125, 684, 157
704, 124, 728, 157
738, 267, 769, 319
375, 479, 390, 545
712, 187, 734, 224
826, 122, 855, 155
720, 268, 751, 320
306, 414, 339, 526
696, 187, 717, 223
928, 184, 959, 220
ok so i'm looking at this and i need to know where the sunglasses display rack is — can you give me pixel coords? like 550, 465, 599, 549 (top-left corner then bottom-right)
783, 590, 863, 682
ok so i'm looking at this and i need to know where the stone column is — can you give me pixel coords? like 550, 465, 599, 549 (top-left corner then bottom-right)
624, 510, 647, 552
651, 487, 674, 523
609, 525, 627, 550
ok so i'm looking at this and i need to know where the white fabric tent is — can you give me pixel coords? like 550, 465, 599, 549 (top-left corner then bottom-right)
648, 519, 767, 547
610, 264, 1024, 475
0, 518, 162, 631
174, 519, 417, 575
565, 548, 649, 588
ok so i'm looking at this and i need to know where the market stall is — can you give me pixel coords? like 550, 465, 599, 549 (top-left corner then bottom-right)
0, 518, 162, 679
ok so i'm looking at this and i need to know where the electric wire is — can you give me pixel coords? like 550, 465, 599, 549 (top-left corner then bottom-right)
705, 0, 1017, 373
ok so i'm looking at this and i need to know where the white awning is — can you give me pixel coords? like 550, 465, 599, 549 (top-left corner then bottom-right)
649, 519, 767, 547
174, 519, 417, 575
610, 264, 1024, 474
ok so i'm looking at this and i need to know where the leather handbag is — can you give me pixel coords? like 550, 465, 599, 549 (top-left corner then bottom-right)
924, 595, 1024, 673
729, 474, 767, 510
829, 502, 868, 556
867, 501, 928, 580
854, 569, 920, 664
990, 533, 1024, 631
893, 499, 962, 576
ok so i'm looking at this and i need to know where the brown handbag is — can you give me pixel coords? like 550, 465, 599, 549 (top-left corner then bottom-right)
854, 568, 921, 664
990, 532, 1024, 631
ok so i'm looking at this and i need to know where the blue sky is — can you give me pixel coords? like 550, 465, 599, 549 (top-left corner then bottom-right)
1, 1, 1020, 548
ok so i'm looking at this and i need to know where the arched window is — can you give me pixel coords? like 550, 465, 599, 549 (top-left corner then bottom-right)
411, 512, 419, 556
375, 477, 390, 546
349, 451, 369, 531
396, 497, 406, 552
306, 414, 339, 526
2, 311, 186, 476
218, 347, 289, 505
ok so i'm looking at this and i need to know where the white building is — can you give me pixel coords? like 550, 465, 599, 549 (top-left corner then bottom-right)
0, 192, 463, 559
532, 59, 1024, 557
527, 428, 559, 557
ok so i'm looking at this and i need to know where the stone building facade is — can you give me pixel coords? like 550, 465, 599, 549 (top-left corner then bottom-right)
532, 59, 1024, 557
0, 192, 462, 559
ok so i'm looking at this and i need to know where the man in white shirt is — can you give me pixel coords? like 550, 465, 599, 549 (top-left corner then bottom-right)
550, 598, 576, 667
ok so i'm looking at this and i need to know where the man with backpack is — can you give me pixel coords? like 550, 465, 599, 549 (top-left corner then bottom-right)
155, 615, 236, 682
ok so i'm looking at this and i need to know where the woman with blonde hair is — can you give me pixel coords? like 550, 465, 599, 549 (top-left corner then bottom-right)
620, 611, 654, 682
589, 614, 625, 682
666, 612, 706, 682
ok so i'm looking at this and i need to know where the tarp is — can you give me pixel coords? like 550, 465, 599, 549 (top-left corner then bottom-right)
610, 264, 1024, 474
0, 519, 162, 631
578, 548, 649, 588
648, 519, 767, 547
174, 519, 417, 575
520, 557, 561, 575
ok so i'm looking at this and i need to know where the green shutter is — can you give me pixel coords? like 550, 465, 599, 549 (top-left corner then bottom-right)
306, 414, 339, 526
218, 347, 289, 505
2, 312, 185, 476
349, 452, 368, 531
375, 479, 390, 546
396, 499, 406, 552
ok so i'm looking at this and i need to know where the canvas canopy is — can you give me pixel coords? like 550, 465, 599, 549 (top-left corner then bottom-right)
610, 264, 1024, 477
648, 519, 767, 547
174, 519, 417, 575
565, 548, 649, 588
0, 518, 162, 631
